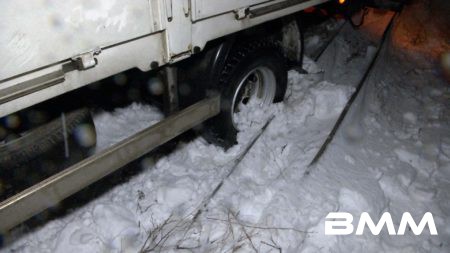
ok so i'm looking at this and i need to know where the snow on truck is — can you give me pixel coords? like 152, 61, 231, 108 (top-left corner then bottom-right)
0, 0, 378, 231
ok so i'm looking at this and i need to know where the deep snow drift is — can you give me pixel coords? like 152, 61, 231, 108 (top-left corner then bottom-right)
1, 2, 449, 252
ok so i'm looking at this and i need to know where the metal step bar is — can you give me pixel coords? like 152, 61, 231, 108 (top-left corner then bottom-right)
0, 70, 65, 105
249, 0, 310, 18
0, 95, 220, 232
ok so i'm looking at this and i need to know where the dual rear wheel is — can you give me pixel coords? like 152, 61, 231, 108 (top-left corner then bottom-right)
205, 40, 288, 148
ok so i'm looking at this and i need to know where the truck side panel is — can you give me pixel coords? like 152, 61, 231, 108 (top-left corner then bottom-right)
0, 34, 166, 118
0, 0, 162, 80
0, 0, 329, 118
192, 0, 329, 49
192, 0, 270, 20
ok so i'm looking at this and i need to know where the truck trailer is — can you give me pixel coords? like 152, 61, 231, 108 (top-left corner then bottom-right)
0, 0, 347, 232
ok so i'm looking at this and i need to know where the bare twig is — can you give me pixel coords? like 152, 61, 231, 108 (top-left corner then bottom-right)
206, 216, 313, 234
261, 240, 282, 253
230, 210, 258, 253
140, 214, 194, 253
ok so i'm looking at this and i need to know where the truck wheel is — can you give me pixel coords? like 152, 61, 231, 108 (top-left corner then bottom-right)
0, 108, 96, 198
206, 40, 287, 148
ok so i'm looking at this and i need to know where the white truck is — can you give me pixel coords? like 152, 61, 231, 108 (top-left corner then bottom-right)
0, 0, 335, 118
0, 0, 338, 231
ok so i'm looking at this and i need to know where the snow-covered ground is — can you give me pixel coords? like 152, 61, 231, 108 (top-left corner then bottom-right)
2, 2, 449, 252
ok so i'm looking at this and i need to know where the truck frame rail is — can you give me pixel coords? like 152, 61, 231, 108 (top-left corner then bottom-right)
0, 95, 220, 232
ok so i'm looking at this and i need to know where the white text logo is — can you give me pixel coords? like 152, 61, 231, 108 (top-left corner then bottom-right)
325, 212, 438, 235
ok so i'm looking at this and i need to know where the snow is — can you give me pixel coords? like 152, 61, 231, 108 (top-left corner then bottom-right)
2, 2, 450, 252
94, 103, 163, 151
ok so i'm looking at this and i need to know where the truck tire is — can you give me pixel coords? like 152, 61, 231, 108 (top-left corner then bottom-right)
205, 39, 287, 148
0, 108, 96, 199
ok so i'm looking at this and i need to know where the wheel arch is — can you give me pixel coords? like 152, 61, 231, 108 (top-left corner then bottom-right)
177, 12, 303, 94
